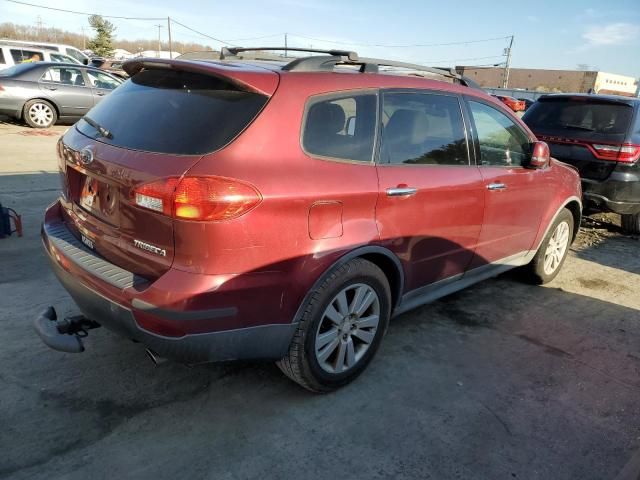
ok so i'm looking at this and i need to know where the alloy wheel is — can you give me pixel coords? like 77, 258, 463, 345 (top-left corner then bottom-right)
543, 221, 570, 275
314, 283, 380, 374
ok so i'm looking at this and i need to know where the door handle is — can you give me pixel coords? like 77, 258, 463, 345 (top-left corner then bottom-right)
386, 187, 418, 197
96, 92, 106, 96
44, 86, 57, 91
487, 183, 507, 191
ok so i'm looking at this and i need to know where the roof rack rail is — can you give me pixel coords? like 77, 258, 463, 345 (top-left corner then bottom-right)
218, 46, 480, 88
220, 47, 358, 61
358, 57, 481, 88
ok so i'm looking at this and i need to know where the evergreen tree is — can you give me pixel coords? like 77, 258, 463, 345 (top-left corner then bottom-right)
87, 15, 116, 57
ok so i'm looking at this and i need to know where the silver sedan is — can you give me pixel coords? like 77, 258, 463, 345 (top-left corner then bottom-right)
0, 61, 123, 128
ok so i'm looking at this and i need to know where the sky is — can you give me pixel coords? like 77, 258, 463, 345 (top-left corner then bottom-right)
1, 0, 639, 77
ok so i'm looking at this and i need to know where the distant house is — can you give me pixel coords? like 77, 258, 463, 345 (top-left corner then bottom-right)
112, 49, 134, 60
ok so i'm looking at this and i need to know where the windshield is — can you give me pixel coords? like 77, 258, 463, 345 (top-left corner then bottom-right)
50, 53, 81, 64
523, 98, 633, 136
76, 69, 269, 155
65, 48, 88, 63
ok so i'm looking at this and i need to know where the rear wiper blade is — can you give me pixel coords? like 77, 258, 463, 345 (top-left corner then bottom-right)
82, 116, 113, 139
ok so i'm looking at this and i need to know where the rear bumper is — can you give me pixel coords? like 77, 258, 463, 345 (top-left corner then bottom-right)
41, 202, 297, 363
582, 169, 640, 215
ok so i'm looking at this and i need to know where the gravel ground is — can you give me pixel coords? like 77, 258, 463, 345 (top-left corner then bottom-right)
0, 119, 639, 480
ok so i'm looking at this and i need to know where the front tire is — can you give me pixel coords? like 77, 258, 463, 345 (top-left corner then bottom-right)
23, 99, 57, 128
277, 258, 391, 393
621, 212, 640, 235
522, 208, 574, 284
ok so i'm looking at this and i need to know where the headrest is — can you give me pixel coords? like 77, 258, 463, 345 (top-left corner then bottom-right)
386, 109, 430, 145
307, 102, 346, 135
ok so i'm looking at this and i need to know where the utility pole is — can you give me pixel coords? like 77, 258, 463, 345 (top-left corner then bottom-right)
284, 33, 288, 58
155, 24, 163, 58
502, 35, 514, 89
81, 26, 86, 50
36, 15, 43, 39
167, 17, 173, 59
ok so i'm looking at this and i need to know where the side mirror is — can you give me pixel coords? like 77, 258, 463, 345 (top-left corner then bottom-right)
83, 58, 89, 65
528, 141, 550, 169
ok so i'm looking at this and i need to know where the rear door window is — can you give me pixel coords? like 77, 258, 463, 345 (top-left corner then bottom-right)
380, 91, 468, 165
302, 92, 378, 162
41, 67, 86, 86
523, 98, 633, 137
76, 69, 268, 155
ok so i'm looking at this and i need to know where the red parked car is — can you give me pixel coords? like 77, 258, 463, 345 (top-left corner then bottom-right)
36, 48, 582, 392
493, 94, 526, 112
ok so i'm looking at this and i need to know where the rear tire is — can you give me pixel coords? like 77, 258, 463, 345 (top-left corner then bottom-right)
621, 213, 640, 235
522, 208, 574, 285
277, 258, 391, 393
23, 99, 57, 128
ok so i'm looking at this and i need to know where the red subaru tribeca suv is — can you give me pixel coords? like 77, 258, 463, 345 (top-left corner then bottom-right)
36, 48, 582, 392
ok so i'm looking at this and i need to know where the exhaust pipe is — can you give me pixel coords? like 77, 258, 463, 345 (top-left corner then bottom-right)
145, 348, 168, 365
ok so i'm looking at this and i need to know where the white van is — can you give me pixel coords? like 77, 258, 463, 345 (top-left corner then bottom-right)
0, 44, 82, 70
0, 40, 89, 64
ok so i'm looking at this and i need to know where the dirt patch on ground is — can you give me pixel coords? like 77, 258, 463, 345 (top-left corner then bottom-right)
572, 212, 635, 251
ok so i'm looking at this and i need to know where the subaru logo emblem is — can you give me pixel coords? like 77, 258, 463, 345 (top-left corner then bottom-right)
80, 147, 94, 165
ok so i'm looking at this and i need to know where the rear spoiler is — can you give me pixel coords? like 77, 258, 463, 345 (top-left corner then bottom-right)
122, 57, 279, 96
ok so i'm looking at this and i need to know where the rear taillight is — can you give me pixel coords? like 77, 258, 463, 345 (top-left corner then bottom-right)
133, 176, 262, 221
591, 144, 640, 164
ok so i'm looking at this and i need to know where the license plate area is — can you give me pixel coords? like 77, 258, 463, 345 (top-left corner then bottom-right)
68, 166, 120, 227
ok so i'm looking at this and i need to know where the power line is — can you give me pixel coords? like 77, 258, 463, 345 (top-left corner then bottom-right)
3, 0, 166, 20
418, 54, 506, 64
225, 32, 285, 42
168, 18, 233, 46
287, 33, 512, 48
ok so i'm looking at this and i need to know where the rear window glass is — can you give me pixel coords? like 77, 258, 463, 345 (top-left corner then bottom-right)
523, 98, 633, 136
0, 49, 5, 65
302, 93, 377, 162
76, 69, 268, 155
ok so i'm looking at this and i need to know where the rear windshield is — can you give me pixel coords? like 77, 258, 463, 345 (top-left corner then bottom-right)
523, 98, 633, 137
76, 69, 269, 155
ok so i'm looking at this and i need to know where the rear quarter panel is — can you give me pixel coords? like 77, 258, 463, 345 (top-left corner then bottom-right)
531, 159, 582, 249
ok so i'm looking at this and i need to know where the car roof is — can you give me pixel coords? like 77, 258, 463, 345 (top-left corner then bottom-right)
126, 56, 486, 96
539, 93, 640, 106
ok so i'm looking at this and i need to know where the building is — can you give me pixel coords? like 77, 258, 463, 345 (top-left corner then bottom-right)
456, 67, 639, 97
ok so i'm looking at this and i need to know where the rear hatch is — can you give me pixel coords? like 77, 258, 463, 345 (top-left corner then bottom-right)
58, 59, 278, 279
523, 96, 637, 181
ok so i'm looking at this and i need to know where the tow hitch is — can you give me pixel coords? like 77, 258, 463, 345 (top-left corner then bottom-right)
34, 306, 100, 353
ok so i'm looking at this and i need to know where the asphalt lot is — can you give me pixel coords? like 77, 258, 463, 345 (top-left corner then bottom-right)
0, 117, 639, 480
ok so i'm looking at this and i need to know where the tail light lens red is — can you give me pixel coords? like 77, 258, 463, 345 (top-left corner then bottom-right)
591, 144, 640, 164
133, 176, 262, 221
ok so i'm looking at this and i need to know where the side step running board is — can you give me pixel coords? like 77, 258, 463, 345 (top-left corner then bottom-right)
33, 306, 100, 353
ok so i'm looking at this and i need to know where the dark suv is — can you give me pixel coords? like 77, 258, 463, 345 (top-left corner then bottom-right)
36, 48, 581, 392
523, 94, 640, 233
